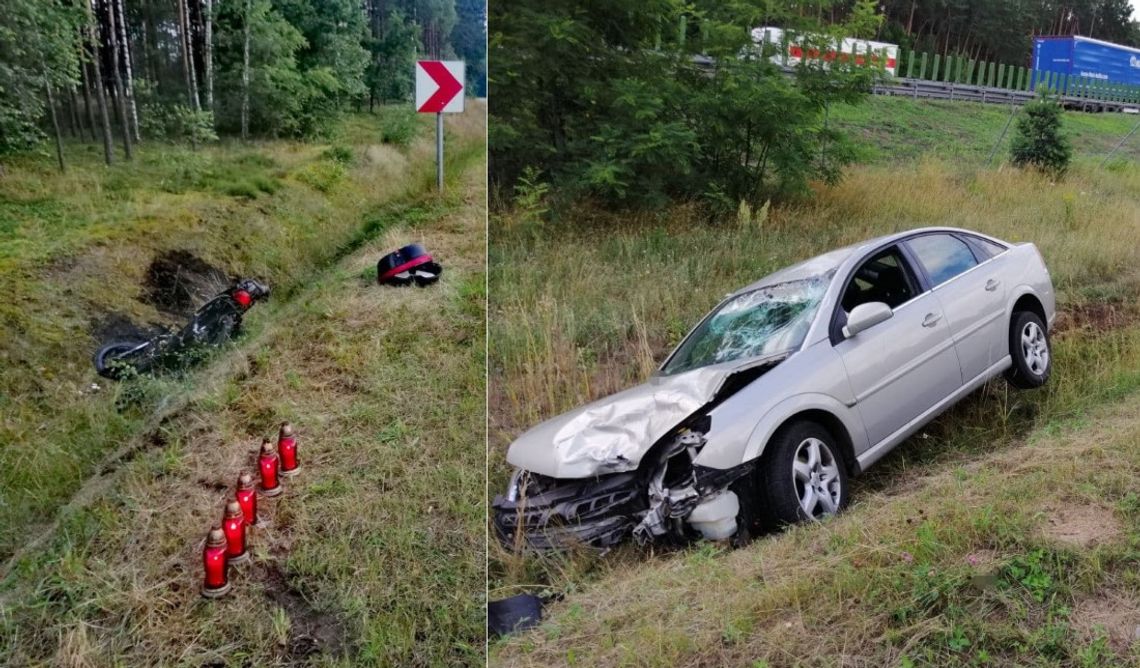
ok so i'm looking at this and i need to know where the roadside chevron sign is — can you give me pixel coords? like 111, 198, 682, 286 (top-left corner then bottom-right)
415, 60, 465, 113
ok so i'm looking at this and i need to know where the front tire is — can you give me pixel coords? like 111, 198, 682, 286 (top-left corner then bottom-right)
93, 340, 146, 379
1004, 311, 1051, 389
756, 421, 849, 528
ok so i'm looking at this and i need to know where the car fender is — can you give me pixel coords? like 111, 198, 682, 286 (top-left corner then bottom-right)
694, 391, 867, 471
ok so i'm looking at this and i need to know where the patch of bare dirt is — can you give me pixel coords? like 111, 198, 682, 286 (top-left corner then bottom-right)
1072, 591, 1140, 652
143, 250, 229, 316
1041, 503, 1122, 548
1054, 302, 1138, 336
261, 563, 349, 662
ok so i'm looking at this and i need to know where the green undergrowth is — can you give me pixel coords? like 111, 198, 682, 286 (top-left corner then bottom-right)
0, 113, 487, 665
831, 96, 1140, 164
0, 104, 483, 562
490, 98, 1140, 664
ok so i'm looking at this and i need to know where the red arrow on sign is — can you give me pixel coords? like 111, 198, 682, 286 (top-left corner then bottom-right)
418, 61, 463, 113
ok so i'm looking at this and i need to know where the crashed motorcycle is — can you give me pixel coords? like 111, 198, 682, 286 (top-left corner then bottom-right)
94, 278, 270, 379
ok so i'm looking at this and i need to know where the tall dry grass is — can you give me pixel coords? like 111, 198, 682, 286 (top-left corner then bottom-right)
489, 159, 1140, 591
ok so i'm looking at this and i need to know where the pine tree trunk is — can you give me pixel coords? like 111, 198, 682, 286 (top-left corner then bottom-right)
80, 59, 97, 143
186, 0, 201, 111
46, 82, 66, 173
67, 85, 83, 139
177, 0, 200, 110
106, 0, 133, 159
114, 0, 140, 141
241, 0, 251, 140
204, 0, 214, 111
86, 2, 114, 165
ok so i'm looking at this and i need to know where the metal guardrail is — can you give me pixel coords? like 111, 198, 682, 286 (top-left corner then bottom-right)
691, 56, 1140, 113
874, 77, 1140, 113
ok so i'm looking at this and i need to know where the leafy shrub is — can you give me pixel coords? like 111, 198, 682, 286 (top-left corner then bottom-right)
1010, 94, 1071, 176
294, 161, 346, 193
139, 104, 218, 144
252, 175, 281, 194
380, 108, 419, 147
321, 145, 354, 164
223, 181, 260, 199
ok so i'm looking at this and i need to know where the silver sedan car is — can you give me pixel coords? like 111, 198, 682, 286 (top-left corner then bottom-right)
494, 227, 1055, 550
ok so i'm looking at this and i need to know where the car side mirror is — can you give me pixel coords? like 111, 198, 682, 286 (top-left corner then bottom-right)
843, 302, 893, 338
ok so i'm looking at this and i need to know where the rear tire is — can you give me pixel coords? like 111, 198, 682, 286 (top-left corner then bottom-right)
93, 340, 145, 380
1004, 311, 1051, 390
756, 421, 849, 528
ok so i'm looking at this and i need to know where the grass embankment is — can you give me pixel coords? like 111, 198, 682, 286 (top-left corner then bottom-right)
1, 104, 487, 665
489, 99, 1140, 665
0, 106, 463, 559
832, 96, 1140, 164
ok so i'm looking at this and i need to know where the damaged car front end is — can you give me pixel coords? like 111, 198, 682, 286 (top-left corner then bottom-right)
492, 272, 827, 551
492, 409, 768, 551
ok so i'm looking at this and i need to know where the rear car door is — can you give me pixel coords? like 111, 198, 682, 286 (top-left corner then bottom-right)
832, 245, 964, 449
904, 233, 1009, 382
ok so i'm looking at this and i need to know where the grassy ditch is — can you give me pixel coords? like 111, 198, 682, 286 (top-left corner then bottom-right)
0, 104, 481, 561
0, 104, 487, 665
489, 108, 1140, 663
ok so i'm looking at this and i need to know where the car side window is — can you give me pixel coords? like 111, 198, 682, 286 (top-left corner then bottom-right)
907, 234, 979, 287
966, 235, 1008, 260
840, 247, 917, 313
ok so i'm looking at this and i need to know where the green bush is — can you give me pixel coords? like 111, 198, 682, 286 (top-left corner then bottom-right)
1010, 94, 1071, 176
321, 145, 355, 164
380, 108, 419, 148
223, 181, 260, 199
252, 175, 282, 194
139, 104, 219, 144
294, 161, 346, 193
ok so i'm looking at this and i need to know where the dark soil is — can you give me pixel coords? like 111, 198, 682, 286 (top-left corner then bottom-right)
262, 562, 349, 663
89, 312, 164, 344
143, 250, 229, 316
1054, 302, 1138, 336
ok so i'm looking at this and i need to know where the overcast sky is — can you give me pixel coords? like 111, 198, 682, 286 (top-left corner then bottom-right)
1132, 0, 1139, 20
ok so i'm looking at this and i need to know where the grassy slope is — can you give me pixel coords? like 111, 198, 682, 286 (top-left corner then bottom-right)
489, 99, 1140, 665
1, 106, 487, 665
0, 108, 437, 559
831, 96, 1140, 164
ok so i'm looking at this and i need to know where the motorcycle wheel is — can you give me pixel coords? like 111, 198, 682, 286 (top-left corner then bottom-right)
93, 340, 147, 380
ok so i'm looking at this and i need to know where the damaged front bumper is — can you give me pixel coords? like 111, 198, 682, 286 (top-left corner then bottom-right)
492, 431, 756, 551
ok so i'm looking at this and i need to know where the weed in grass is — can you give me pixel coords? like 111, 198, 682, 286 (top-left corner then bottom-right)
380, 107, 421, 148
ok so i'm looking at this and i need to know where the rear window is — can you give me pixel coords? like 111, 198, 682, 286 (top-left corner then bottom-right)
907, 234, 978, 287
967, 235, 1008, 259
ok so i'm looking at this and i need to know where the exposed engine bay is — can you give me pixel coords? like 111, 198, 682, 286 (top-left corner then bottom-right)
493, 424, 759, 551
493, 354, 789, 551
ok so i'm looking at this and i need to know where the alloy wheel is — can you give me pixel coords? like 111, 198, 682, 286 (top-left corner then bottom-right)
792, 437, 842, 519
1021, 321, 1049, 377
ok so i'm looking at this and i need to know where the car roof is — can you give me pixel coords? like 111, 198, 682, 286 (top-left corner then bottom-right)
729, 227, 1002, 296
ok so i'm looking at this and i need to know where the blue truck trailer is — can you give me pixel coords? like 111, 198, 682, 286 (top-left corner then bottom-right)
1032, 35, 1140, 88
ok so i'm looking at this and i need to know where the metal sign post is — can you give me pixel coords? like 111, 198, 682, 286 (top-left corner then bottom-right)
415, 60, 465, 193
437, 112, 444, 190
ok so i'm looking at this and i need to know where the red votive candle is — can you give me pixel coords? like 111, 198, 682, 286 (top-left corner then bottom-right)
258, 439, 283, 497
235, 471, 264, 528
222, 501, 250, 565
277, 422, 300, 477
201, 527, 232, 598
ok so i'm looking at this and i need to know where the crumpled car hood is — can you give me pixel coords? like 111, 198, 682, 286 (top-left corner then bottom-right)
506, 353, 787, 479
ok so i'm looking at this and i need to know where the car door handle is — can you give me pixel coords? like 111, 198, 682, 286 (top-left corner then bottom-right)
985, 279, 1001, 292
922, 313, 942, 328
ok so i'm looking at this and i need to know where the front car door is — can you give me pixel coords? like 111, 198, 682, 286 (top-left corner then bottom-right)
904, 233, 1009, 382
832, 245, 964, 449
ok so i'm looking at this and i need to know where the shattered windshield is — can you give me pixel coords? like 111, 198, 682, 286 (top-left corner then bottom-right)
661, 274, 832, 376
